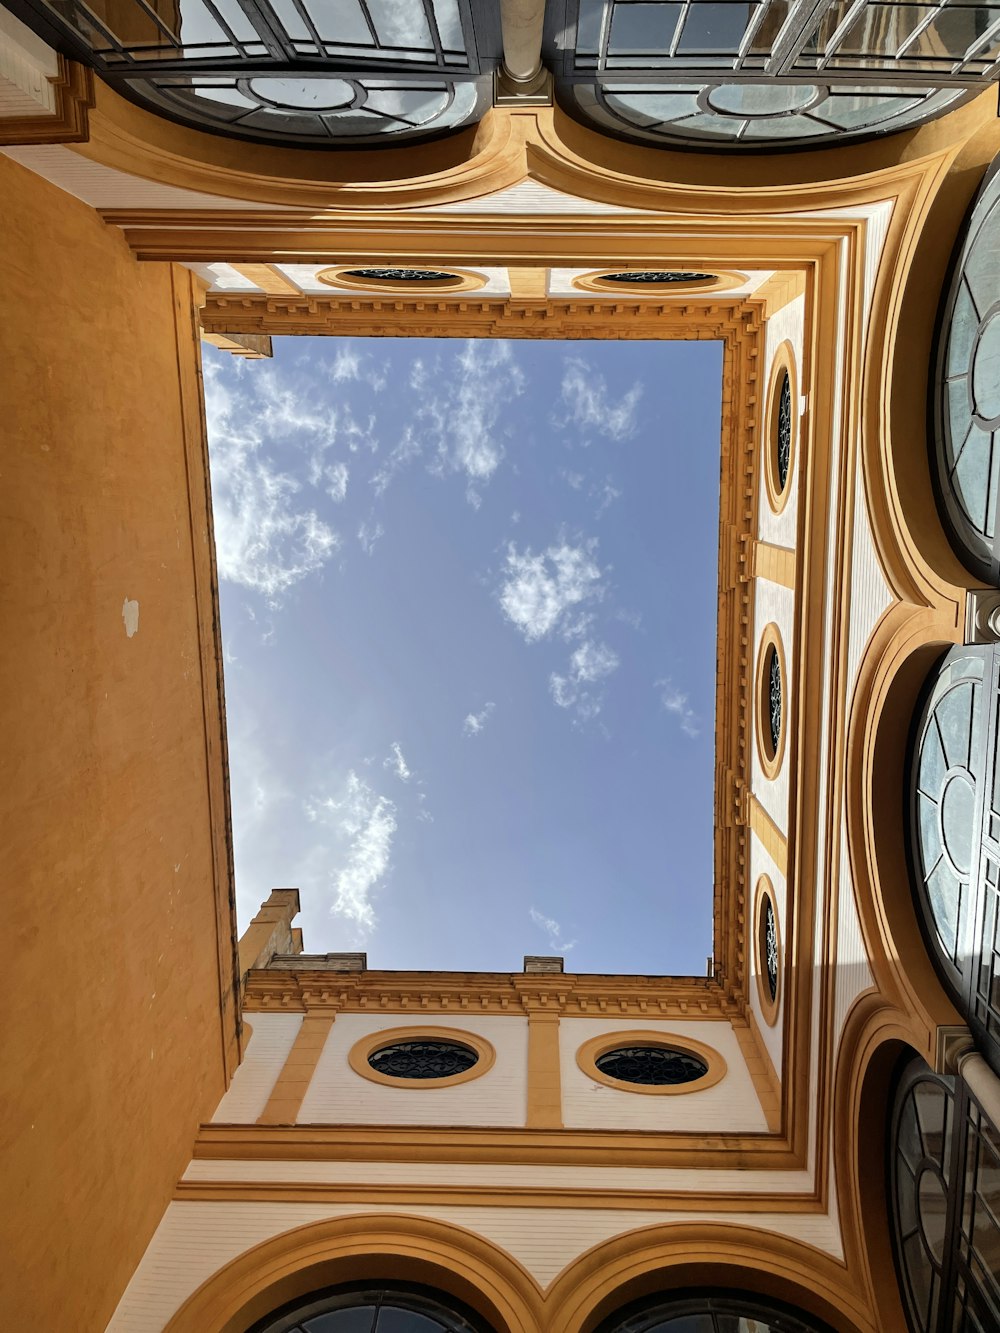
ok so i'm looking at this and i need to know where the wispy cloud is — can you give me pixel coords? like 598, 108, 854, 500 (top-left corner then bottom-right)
558, 357, 642, 442
383, 742, 411, 783
325, 461, 349, 503
423, 341, 526, 505
658, 678, 700, 738
498, 538, 606, 643
306, 771, 397, 933
550, 640, 620, 720
463, 702, 495, 737
372, 427, 421, 497
203, 361, 340, 606
529, 906, 577, 954
332, 347, 361, 382
358, 518, 385, 555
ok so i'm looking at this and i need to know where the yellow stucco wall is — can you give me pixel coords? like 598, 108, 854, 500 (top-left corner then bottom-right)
0, 153, 237, 1331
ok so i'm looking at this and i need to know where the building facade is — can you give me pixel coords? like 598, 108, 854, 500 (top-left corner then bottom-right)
3, 2, 1000, 1329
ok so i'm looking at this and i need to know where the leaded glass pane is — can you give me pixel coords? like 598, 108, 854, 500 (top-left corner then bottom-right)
776, 369, 792, 490
764, 898, 779, 1001
368, 1040, 478, 1079
342, 269, 458, 282
12, 0, 497, 144
601, 271, 714, 283
767, 645, 782, 754
595, 1045, 708, 1084
934, 159, 1000, 577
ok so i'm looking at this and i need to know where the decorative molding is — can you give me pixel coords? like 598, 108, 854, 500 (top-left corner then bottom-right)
347, 1025, 497, 1090
574, 1030, 728, 1098
0, 56, 92, 146
242, 969, 739, 1019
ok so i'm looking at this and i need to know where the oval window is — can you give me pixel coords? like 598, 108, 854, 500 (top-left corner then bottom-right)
595, 1045, 708, 1086
367, 1039, 479, 1080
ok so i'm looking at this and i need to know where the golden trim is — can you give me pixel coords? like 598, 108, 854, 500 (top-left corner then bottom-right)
573, 268, 746, 297
317, 265, 486, 295
0, 56, 93, 146
347, 1026, 496, 1089
753, 876, 782, 1028
747, 792, 788, 879
752, 540, 796, 590
526, 1012, 562, 1129
575, 1030, 727, 1096
755, 622, 788, 781
258, 1014, 334, 1125
764, 339, 799, 515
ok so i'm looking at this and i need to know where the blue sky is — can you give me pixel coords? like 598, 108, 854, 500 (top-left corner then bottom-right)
203, 335, 722, 975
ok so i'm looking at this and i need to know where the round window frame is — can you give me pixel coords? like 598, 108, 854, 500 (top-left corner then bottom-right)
576, 1030, 726, 1096
317, 266, 486, 294
572, 268, 746, 297
753, 875, 782, 1027
763, 341, 799, 515
348, 1026, 496, 1089
755, 623, 788, 780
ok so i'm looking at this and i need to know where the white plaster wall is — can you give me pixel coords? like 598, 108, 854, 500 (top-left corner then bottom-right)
757, 293, 806, 550
751, 577, 795, 834
210, 1014, 303, 1124
105, 1200, 844, 1332
297, 1013, 528, 1127
749, 831, 786, 1078
559, 1017, 767, 1132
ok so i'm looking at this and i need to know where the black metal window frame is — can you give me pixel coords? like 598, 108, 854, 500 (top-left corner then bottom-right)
908, 645, 1000, 1080
776, 366, 792, 492
764, 894, 779, 1001
6, 0, 501, 146
594, 1287, 837, 1332
594, 1044, 710, 1086
367, 1038, 480, 1080
544, 0, 1000, 87
247, 1281, 495, 1333
889, 1057, 1000, 1333
768, 642, 783, 755
931, 155, 1000, 585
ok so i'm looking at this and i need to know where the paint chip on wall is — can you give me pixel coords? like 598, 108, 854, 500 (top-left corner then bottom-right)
122, 598, 139, 638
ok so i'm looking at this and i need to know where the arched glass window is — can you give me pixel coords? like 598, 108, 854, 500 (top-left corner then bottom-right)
12, 0, 500, 145
544, 0, 985, 149
909, 646, 1000, 1078
890, 1056, 1000, 1333
932, 157, 1000, 582
596, 1291, 834, 1332
249, 1283, 495, 1333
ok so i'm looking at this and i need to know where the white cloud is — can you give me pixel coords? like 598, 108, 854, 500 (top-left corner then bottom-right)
422, 340, 525, 503
558, 357, 642, 442
358, 518, 385, 555
499, 539, 605, 643
463, 702, 495, 737
203, 362, 340, 606
549, 639, 619, 720
306, 771, 397, 932
383, 742, 411, 783
325, 461, 349, 503
529, 906, 577, 954
372, 427, 421, 496
332, 346, 362, 382
409, 359, 427, 392
658, 678, 700, 738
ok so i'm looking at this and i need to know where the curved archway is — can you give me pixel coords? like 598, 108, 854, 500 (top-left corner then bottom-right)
162, 1213, 543, 1333
543, 1221, 873, 1333
844, 607, 965, 1038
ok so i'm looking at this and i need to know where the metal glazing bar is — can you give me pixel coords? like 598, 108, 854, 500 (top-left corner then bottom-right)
765, 0, 847, 72
736, 3, 775, 68
105, 58, 467, 78
233, 0, 292, 57
670, 1, 692, 59
811, 0, 881, 73
356, 0, 384, 51
420, 0, 446, 59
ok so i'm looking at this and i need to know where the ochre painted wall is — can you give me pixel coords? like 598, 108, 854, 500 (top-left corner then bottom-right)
0, 154, 237, 1330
